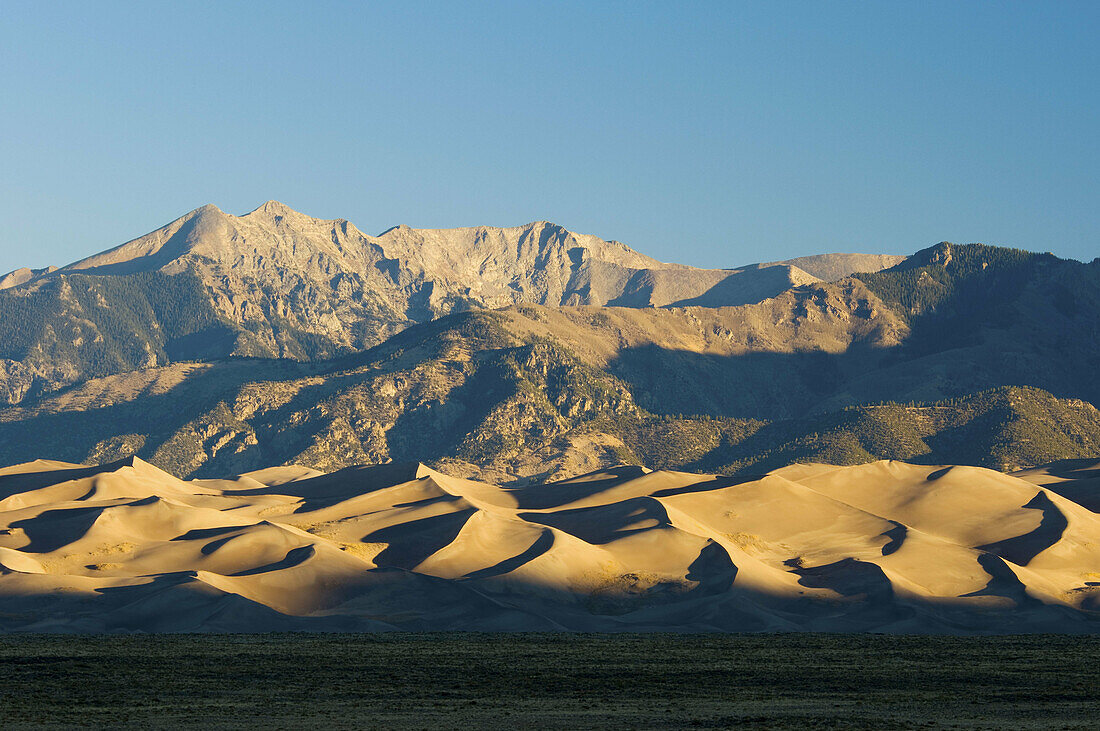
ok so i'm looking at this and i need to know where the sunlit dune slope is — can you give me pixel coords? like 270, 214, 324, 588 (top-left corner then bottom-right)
0, 457, 1097, 633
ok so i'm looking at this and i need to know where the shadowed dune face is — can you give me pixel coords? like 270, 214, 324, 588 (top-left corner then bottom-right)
0, 457, 1098, 633
1014, 460, 1100, 512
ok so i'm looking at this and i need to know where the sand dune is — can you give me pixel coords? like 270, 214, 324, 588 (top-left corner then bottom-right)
0, 457, 1097, 633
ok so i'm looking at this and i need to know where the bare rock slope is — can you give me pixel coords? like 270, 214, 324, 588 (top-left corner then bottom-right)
742, 253, 907, 282
53, 201, 837, 350
0, 265, 57, 291
0, 202, 903, 403
0, 457, 1096, 633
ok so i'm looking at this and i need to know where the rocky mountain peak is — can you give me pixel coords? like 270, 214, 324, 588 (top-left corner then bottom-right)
883, 242, 956, 273
926, 242, 955, 267
0, 265, 58, 291
0, 201, 916, 404
192, 203, 225, 216
242, 200, 310, 221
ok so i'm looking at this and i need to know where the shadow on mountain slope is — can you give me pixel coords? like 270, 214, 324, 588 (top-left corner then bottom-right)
1, 250, 1099, 481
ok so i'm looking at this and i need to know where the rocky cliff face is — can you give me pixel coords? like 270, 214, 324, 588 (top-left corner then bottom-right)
0, 202, 901, 403
59, 200, 830, 349
0, 265, 57, 290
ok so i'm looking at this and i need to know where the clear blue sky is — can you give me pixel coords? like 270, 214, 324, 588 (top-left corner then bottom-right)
1, 1, 1097, 274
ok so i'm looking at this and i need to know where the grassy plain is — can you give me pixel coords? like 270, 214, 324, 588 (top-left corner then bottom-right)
1, 633, 1097, 729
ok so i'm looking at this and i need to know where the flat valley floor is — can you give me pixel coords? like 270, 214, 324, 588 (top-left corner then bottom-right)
1, 634, 1097, 729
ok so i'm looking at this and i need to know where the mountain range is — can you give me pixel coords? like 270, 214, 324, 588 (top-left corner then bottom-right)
0, 202, 1097, 487
0, 202, 903, 405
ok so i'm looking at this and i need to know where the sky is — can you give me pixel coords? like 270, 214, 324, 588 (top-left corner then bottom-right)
0, 1, 1097, 274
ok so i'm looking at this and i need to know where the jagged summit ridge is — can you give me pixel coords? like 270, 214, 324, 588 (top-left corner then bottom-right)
57, 203, 672, 279
245, 199, 297, 217
0, 201, 911, 403
0, 265, 58, 291
40, 201, 905, 292
2, 202, 880, 351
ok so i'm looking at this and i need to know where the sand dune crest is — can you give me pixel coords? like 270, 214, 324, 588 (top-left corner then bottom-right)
0, 458, 1096, 632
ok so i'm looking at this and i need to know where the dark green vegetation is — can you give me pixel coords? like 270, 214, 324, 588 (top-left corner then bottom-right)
854, 242, 1051, 319
1, 633, 1098, 729
0, 271, 243, 404
0, 270, 366, 387
0, 272, 233, 368
852, 243, 1100, 406
633, 386, 1100, 475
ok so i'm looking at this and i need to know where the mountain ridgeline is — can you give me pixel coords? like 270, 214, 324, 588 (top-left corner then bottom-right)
0, 202, 1097, 481
0, 202, 895, 404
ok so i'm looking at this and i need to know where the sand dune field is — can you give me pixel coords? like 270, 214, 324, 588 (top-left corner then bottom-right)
0, 457, 1097, 633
